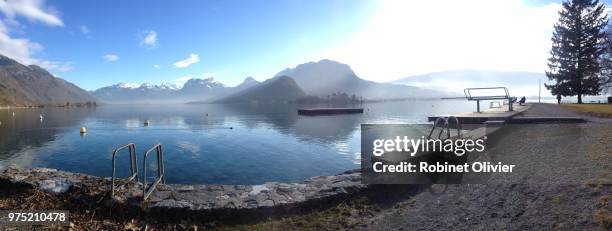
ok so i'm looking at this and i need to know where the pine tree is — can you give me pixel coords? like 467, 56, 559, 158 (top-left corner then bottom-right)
545, 0, 608, 104
600, 25, 612, 93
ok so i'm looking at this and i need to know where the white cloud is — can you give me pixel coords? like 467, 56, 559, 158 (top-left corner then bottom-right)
140, 30, 158, 49
103, 54, 119, 62
0, 0, 64, 26
323, 0, 562, 82
0, 1, 71, 72
37, 60, 72, 72
79, 24, 90, 35
153, 64, 160, 68
173, 53, 199, 68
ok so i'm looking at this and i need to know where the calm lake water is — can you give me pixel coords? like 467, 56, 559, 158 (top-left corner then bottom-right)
0, 100, 473, 185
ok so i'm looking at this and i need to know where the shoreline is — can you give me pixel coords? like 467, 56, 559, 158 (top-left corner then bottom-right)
0, 103, 610, 229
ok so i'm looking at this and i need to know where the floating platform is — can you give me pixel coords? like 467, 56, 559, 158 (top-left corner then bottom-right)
298, 108, 364, 116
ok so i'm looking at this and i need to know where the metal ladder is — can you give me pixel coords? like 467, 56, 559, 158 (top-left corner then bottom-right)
142, 144, 165, 201
110, 143, 166, 201
111, 143, 138, 198
428, 116, 462, 140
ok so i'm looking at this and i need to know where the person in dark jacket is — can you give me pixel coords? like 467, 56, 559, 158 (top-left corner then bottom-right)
557, 95, 562, 104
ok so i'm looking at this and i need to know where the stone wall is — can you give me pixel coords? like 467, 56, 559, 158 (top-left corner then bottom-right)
0, 165, 365, 217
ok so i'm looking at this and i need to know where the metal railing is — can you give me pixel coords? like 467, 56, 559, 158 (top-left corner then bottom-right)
111, 143, 138, 198
428, 116, 462, 140
463, 87, 513, 112
143, 143, 165, 201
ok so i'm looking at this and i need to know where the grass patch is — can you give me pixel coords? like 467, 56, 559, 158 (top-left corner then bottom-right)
561, 104, 612, 118
594, 209, 612, 229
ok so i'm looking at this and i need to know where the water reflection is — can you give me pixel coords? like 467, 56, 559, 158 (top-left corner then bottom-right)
0, 107, 94, 162
0, 100, 474, 184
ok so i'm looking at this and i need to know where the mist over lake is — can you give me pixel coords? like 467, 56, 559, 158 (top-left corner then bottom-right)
0, 100, 473, 185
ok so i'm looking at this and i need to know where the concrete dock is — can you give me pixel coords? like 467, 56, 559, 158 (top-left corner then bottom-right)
428, 103, 586, 124
428, 104, 531, 124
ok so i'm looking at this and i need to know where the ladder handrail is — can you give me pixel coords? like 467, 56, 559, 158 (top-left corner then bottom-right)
446, 116, 463, 139
428, 117, 463, 140
428, 117, 449, 140
111, 143, 138, 198
143, 143, 165, 201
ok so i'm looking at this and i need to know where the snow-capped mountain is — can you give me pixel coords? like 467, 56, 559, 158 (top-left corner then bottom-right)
92, 77, 260, 104
116, 82, 140, 89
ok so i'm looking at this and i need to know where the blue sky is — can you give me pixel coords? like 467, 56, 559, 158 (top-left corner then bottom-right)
0, 0, 606, 90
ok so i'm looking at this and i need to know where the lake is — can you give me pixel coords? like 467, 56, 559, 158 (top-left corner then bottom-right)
0, 100, 474, 185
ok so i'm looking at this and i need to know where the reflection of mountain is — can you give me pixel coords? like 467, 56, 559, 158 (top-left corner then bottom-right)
392, 70, 547, 97
275, 59, 446, 99
0, 55, 96, 106
289, 114, 360, 144
0, 108, 95, 163
213, 76, 305, 104
218, 103, 360, 144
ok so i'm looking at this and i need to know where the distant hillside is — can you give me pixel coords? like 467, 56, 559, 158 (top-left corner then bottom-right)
392, 70, 548, 97
93, 77, 260, 104
274, 59, 446, 99
0, 54, 96, 106
213, 76, 305, 103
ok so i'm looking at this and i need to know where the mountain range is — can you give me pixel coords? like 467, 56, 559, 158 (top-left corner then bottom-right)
93, 59, 448, 104
0, 55, 95, 106
273, 59, 444, 99
0, 54, 465, 106
92, 77, 260, 104
213, 76, 305, 104
391, 70, 548, 97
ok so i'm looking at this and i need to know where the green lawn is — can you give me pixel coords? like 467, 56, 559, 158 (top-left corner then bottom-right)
561, 104, 612, 118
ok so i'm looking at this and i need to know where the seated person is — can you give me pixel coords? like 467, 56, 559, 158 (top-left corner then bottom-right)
519, 96, 526, 105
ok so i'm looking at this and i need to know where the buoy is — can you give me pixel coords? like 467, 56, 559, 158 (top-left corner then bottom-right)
229, 127, 233, 130
79, 127, 87, 133
144, 120, 150, 126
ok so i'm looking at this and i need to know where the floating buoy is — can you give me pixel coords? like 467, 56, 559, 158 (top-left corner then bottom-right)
144, 120, 150, 126
79, 127, 87, 133
229, 127, 233, 130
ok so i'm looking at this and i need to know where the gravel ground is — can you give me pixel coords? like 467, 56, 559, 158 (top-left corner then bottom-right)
517, 103, 582, 117
361, 184, 610, 230
354, 103, 612, 230
517, 103, 612, 123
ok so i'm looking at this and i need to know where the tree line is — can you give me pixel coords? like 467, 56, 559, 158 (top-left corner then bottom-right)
546, 0, 612, 103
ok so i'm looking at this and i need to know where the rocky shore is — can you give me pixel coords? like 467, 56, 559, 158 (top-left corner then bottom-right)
0, 165, 366, 221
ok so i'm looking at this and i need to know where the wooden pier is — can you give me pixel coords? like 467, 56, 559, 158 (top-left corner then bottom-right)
298, 108, 364, 116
